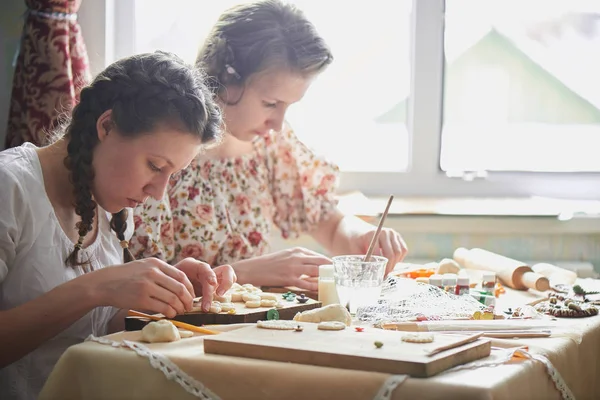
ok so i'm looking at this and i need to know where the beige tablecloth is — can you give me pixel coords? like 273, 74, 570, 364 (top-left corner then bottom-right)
39, 287, 600, 400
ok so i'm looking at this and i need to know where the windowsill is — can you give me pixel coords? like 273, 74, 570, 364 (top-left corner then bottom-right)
337, 191, 600, 218
336, 192, 600, 235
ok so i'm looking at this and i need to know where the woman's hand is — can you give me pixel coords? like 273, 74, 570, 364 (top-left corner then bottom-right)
173, 258, 236, 312
89, 258, 196, 318
232, 247, 331, 291
355, 227, 408, 276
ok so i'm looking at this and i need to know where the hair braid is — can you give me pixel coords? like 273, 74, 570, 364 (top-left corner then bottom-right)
64, 89, 100, 267
110, 209, 135, 263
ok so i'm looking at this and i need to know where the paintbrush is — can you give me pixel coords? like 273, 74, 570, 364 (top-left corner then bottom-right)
363, 195, 394, 262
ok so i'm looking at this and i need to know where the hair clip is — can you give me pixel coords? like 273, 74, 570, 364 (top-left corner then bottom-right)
120, 240, 129, 249
225, 64, 241, 80
74, 235, 85, 250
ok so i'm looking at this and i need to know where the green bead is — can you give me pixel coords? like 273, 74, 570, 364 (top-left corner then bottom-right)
267, 309, 280, 320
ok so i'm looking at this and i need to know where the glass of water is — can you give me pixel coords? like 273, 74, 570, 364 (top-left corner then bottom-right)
332, 255, 388, 314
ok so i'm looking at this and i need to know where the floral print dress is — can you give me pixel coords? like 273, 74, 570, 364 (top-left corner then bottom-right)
129, 124, 340, 266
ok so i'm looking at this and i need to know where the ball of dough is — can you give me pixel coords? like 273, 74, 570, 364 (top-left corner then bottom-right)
141, 320, 181, 343
437, 258, 460, 274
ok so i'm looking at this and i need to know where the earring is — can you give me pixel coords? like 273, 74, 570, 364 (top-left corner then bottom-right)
225, 64, 241, 80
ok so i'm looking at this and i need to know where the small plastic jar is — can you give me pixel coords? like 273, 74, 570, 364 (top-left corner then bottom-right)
455, 275, 470, 296
481, 272, 496, 294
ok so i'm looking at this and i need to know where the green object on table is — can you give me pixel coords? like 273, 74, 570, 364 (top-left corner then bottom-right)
282, 292, 296, 301
267, 309, 280, 320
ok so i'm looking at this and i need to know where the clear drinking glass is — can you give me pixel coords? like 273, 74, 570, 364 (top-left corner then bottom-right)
332, 255, 388, 314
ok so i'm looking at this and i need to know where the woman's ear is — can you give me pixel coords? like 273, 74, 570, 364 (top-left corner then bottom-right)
96, 110, 114, 142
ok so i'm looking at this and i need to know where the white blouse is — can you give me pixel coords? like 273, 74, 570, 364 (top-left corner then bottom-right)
0, 143, 132, 400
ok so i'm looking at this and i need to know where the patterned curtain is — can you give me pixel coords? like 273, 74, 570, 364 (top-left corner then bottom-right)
5, 0, 90, 148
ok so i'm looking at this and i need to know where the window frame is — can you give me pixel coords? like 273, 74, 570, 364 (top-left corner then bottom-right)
82, 0, 600, 200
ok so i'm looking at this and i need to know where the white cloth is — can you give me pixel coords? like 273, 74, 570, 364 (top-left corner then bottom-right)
0, 143, 133, 400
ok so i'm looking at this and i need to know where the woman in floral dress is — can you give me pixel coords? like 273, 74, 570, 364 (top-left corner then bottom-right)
129, 0, 408, 291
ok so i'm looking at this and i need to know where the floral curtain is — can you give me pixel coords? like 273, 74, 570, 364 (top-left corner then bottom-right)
5, 0, 90, 148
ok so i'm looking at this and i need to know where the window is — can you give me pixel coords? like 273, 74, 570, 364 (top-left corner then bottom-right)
96, 0, 600, 199
442, 0, 600, 174
131, 0, 412, 173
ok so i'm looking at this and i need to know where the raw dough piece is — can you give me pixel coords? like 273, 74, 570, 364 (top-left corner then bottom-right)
245, 300, 262, 308
242, 293, 261, 302
231, 291, 246, 302
178, 329, 194, 338
257, 320, 299, 330
437, 258, 460, 274
259, 293, 278, 301
214, 293, 232, 303
317, 321, 346, 331
219, 302, 236, 312
141, 320, 181, 343
242, 284, 262, 293
260, 299, 278, 307
209, 302, 222, 314
401, 332, 434, 343
293, 304, 352, 326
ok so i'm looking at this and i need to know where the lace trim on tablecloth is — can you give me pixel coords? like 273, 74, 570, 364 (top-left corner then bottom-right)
441, 347, 575, 400
86, 335, 221, 400
373, 374, 408, 400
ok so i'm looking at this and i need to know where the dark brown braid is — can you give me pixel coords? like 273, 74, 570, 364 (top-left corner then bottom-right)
110, 209, 135, 263
61, 51, 222, 268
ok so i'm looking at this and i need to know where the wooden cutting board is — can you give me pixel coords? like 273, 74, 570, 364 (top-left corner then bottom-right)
204, 323, 491, 377
125, 293, 321, 331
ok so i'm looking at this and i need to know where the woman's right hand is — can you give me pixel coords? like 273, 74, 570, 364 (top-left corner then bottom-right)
232, 247, 332, 291
88, 258, 196, 318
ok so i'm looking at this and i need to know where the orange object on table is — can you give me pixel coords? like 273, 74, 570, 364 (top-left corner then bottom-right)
407, 269, 436, 279
494, 283, 506, 297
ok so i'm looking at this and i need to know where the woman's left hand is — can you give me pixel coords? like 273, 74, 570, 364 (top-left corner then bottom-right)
173, 258, 237, 311
356, 228, 408, 276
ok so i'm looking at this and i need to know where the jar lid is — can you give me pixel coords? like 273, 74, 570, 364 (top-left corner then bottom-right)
482, 272, 496, 282
457, 276, 470, 285
428, 274, 443, 286
442, 273, 457, 285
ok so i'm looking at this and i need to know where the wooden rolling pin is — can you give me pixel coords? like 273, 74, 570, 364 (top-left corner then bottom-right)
453, 248, 550, 291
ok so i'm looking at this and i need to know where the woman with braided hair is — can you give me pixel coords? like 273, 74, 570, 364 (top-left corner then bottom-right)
0, 51, 236, 400
130, 0, 408, 291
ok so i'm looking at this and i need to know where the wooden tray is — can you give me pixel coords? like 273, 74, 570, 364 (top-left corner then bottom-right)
204, 323, 491, 377
125, 293, 321, 331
